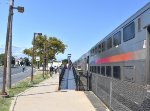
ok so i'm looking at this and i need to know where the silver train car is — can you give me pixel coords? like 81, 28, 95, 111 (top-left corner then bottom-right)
75, 2, 150, 111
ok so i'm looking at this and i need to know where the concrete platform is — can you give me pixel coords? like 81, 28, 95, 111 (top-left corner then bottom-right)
10, 73, 110, 111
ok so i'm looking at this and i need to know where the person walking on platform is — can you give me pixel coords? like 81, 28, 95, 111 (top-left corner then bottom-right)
49, 66, 54, 77
22, 66, 25, 72
68, 60, 72, 70
54, 66, 58, 74
64, 64, 67, 69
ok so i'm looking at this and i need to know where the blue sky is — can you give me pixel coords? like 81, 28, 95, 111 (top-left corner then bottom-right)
0, 0, 149, 61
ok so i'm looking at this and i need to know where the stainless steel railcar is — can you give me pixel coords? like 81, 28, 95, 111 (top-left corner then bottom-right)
75, 2, 150, 111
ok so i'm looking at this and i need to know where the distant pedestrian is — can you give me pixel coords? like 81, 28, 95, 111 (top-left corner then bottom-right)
68, 61, 72, 70
22, 66, 25, 72
64, 64, 67, 69
49, 66, 54, 76
54, 66, 58, 74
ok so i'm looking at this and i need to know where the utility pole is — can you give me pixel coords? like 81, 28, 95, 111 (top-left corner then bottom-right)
1, 3, 12, 97
43, 37, 46, 77
44, 42, 46, 75
7, 0, 14, 89
1, 0, 24, 96
31, 34, 35, 82
6, 0, 24, 89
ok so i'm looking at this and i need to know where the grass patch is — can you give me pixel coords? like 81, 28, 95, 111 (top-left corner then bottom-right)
0, 71, 49, 111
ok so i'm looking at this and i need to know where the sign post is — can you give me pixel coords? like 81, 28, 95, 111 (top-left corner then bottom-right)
36, 56, 40, 69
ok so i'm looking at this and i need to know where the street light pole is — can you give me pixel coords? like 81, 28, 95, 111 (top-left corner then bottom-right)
6, 0, 14, 89
42, 37, 47, 77
44, 42, 46, 75
31, 33, 35, 82
7, 0, 24, 89
31, 33, 42, 82
1, 0, 24, 96
1, 4, 12, 97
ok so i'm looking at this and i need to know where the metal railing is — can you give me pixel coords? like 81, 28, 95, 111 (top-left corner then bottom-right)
58, 68, 65, 90
58, 66, 92, 91
72, 68, 92, 91
72, 67, 80, 90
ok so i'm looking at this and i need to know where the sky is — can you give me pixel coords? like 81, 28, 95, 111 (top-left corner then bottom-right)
0, 0, 150, 61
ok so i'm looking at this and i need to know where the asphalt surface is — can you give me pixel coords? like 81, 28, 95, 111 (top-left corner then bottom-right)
0, 66, 35, 89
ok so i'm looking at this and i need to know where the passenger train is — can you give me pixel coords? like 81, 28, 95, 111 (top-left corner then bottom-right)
74, 2, 150, 111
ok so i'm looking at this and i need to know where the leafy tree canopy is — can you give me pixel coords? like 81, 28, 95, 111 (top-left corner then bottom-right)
11, 56, 15, 65
0, 53, 15, 65
62, 59, 68, 65
0, 53, 4, 65
23, 35, 67, 62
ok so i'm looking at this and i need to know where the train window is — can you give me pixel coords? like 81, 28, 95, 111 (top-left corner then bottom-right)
107, 37, 112, 49
90, 50, 92, 56
92, 66, 93, 72
92, 66, 94, 72
113, 66, 121, 79
123, 22, 135, 42
138, 18, 141, 32
90, 66, 92, 72
106, 66, 111, 77
97, 66, 98, 73
94, 66, 96, 73
93, 66, 94, 73
101, 66, 105, 76
93, 66, 94, 72
113, 31, 121, 47
93, 49, 95, 54
147, 25, 150, 33
101, 42, 105, 52
98, 44, 101, 53
98, 66, 100, 74
92, 49, 93, 54
95, 47, 98, 54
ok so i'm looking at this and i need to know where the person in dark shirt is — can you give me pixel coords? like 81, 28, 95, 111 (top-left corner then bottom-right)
49, 66, 54, 77
22, 66, 25, 72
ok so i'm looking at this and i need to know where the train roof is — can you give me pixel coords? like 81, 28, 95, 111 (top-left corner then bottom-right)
90, 2, 150, 50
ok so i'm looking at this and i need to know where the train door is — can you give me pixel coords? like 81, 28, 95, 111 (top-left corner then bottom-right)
87, 56, 89, 71
146, 25, 150, 85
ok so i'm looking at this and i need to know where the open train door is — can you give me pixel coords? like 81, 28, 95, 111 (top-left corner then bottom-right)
86, 56, 89, 72
86, 56, 92, 90
146, 25, 150, 85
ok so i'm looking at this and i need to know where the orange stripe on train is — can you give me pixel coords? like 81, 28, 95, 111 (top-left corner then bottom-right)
96, 52, 135, 64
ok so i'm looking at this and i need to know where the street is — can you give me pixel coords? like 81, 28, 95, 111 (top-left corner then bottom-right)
0, 66, 35, 89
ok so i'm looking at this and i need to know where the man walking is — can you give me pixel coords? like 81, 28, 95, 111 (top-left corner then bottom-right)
49, 66, 54, 77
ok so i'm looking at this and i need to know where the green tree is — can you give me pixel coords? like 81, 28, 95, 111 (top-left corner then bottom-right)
11, 56, 15, 66
62, 59, 68, 65
0, 53, 15, 66
0, 53, 4, 65
23, 35, 66, 62
23, 48, 32, 57
24, 57, 30, 66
